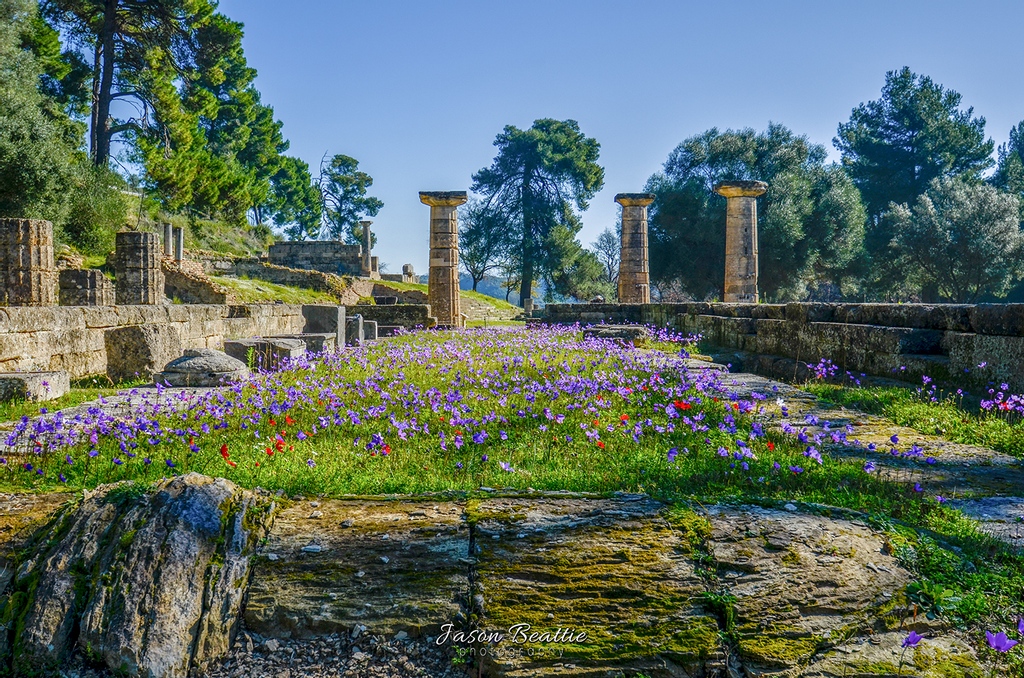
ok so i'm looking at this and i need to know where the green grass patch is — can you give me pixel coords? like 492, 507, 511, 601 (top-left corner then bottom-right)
806, 383, 1024, 457
373, 279, 520, 313
211, 275, 338, 304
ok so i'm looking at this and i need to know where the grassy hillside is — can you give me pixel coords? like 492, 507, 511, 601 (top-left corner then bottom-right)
211, 276, 337, 304
374, 280, 520, 313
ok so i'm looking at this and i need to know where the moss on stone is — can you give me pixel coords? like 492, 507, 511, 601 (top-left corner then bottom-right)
737, 634, 821, 667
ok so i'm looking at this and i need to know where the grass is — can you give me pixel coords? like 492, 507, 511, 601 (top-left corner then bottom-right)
806, 382, 1024, 458
211, 275, 338, 304
373, 279, 520, 313
0, 326, 1021, 667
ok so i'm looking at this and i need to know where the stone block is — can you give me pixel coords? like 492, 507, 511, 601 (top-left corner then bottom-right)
266, 333, 336, 354
155, 348, 249, 387
104, 324, 182, 383
223, 338, 306, 371
345, 314, 363, 347
582, 325, 652, 343
784, 303, 835, 323
0, 218, 57, 306
58, 269, 114, 306
113, 231, 163, 305
377, 325, 403, 337
969, 304, 1024, 336
372, 296, 398, 305
0, 371, 70, 402
362, 320, 378, 341
750, 304, 786, 320
301, 304, 345, 346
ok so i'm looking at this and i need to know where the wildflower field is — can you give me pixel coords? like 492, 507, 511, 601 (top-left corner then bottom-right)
1, 325, 1023, 672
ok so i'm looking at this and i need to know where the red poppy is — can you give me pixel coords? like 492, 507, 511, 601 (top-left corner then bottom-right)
269, 419, 276, 427
597, 441, 606, 449
673, 400, 692, 411
620, 414, 629, 422
593, 419, 600, 426
285, 415, 295, 426
767, 441, 775, 451
226, 460, 237, 468
732, 403, 740, 411
382, 444, 391, 455
220, 444, 229, 459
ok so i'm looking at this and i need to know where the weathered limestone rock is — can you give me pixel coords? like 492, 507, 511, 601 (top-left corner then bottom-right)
582, 324, 652, 343
155, 348, 249, 387
245, 500, 468, 639
6, 474, 275, 677
300, 304, 345, 348
363, 319, 378, 341
0, 218, 57, 306
0, 370, 70, 402
472, 497, 719, 677
58, 268, 114, 306
105, 323, 183, 383
714, 180, 766, 303
223, 338, 306, 370
113, 230, 164, 305
266, 332, 337, 354
420, 191, 468, 328
615, 193, 655, 304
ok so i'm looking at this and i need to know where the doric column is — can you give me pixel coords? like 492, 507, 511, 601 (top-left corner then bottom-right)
714, 180, 767, 303
173, 227, 184, 262
0, 219, 56, 306
360, 220, 373, 276
420, 191, 467, 328
163, 223, 173, 256
615, 193, 655, 304
114, 231, 164, 305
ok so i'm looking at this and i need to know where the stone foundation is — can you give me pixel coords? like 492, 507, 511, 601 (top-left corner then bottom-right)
113, 231, 163, 305
545, 302, 1024, 391
58, 269, 114, 306
0, 303, 327, 378
268, 241, 364, 276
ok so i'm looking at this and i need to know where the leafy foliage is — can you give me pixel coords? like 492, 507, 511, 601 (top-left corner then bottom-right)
835, 67, 994, 253
314, 154, 383, 242
472, 118, 605, 304
888, 177, 1024, 302
646, 124, 866, 301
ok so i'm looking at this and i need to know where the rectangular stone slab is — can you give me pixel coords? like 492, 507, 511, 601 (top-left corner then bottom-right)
245, 500, 468, 639
470, 497, 719, 677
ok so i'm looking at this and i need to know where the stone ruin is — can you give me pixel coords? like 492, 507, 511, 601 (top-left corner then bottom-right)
113, 230, 164, 305
615, 193, 655, 304
0, 218, 57, 306
714, 180, 767, 303
421, 191, 468, 328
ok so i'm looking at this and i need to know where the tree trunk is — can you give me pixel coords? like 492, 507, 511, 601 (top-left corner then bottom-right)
92, 0, 119, 166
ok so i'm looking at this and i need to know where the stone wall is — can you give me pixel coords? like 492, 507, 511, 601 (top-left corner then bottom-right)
346, 303, 436, 329
162, 259, 233, 304
544, 302, 1024, 392
268, 241, 363, 276
58, 269, 114, 306
0, 303, 312, 378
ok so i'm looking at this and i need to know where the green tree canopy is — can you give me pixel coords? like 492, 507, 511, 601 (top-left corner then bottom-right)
471, 118, 604, 304
315, 154, 383, 242
888, 177, 1024, 303
835, 67, 993, 253
646, 124, 866, 301
993, 121, 1024, 212
590, 226, 619, 288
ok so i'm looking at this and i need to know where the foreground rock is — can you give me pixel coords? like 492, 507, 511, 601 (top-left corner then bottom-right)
1, 484, 988, 677
2, 474, 274, 677
156, 348, 250, 386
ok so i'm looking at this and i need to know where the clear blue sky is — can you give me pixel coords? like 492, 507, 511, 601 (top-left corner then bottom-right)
216, 0, 1024, 274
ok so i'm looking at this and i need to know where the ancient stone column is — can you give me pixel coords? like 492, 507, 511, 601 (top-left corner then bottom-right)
163, 223, 173, 256
420, 191, 467, 328
0, 219, 56, 306
360, 220, 373, 276
174, 227, 184, 262
114, 231, 164, 305
615, 193, 655, 304
714, 180, 767, 303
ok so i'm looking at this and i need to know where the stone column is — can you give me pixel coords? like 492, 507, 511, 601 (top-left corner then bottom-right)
420, 191, 467, 328
615, 193, 655, 304
163, 223, 173, 256
0, 219, 56, 306
114, 231, 164, 305
360, 220, 373, 276
714, 180, 767, 303
173, 227, 184, 262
